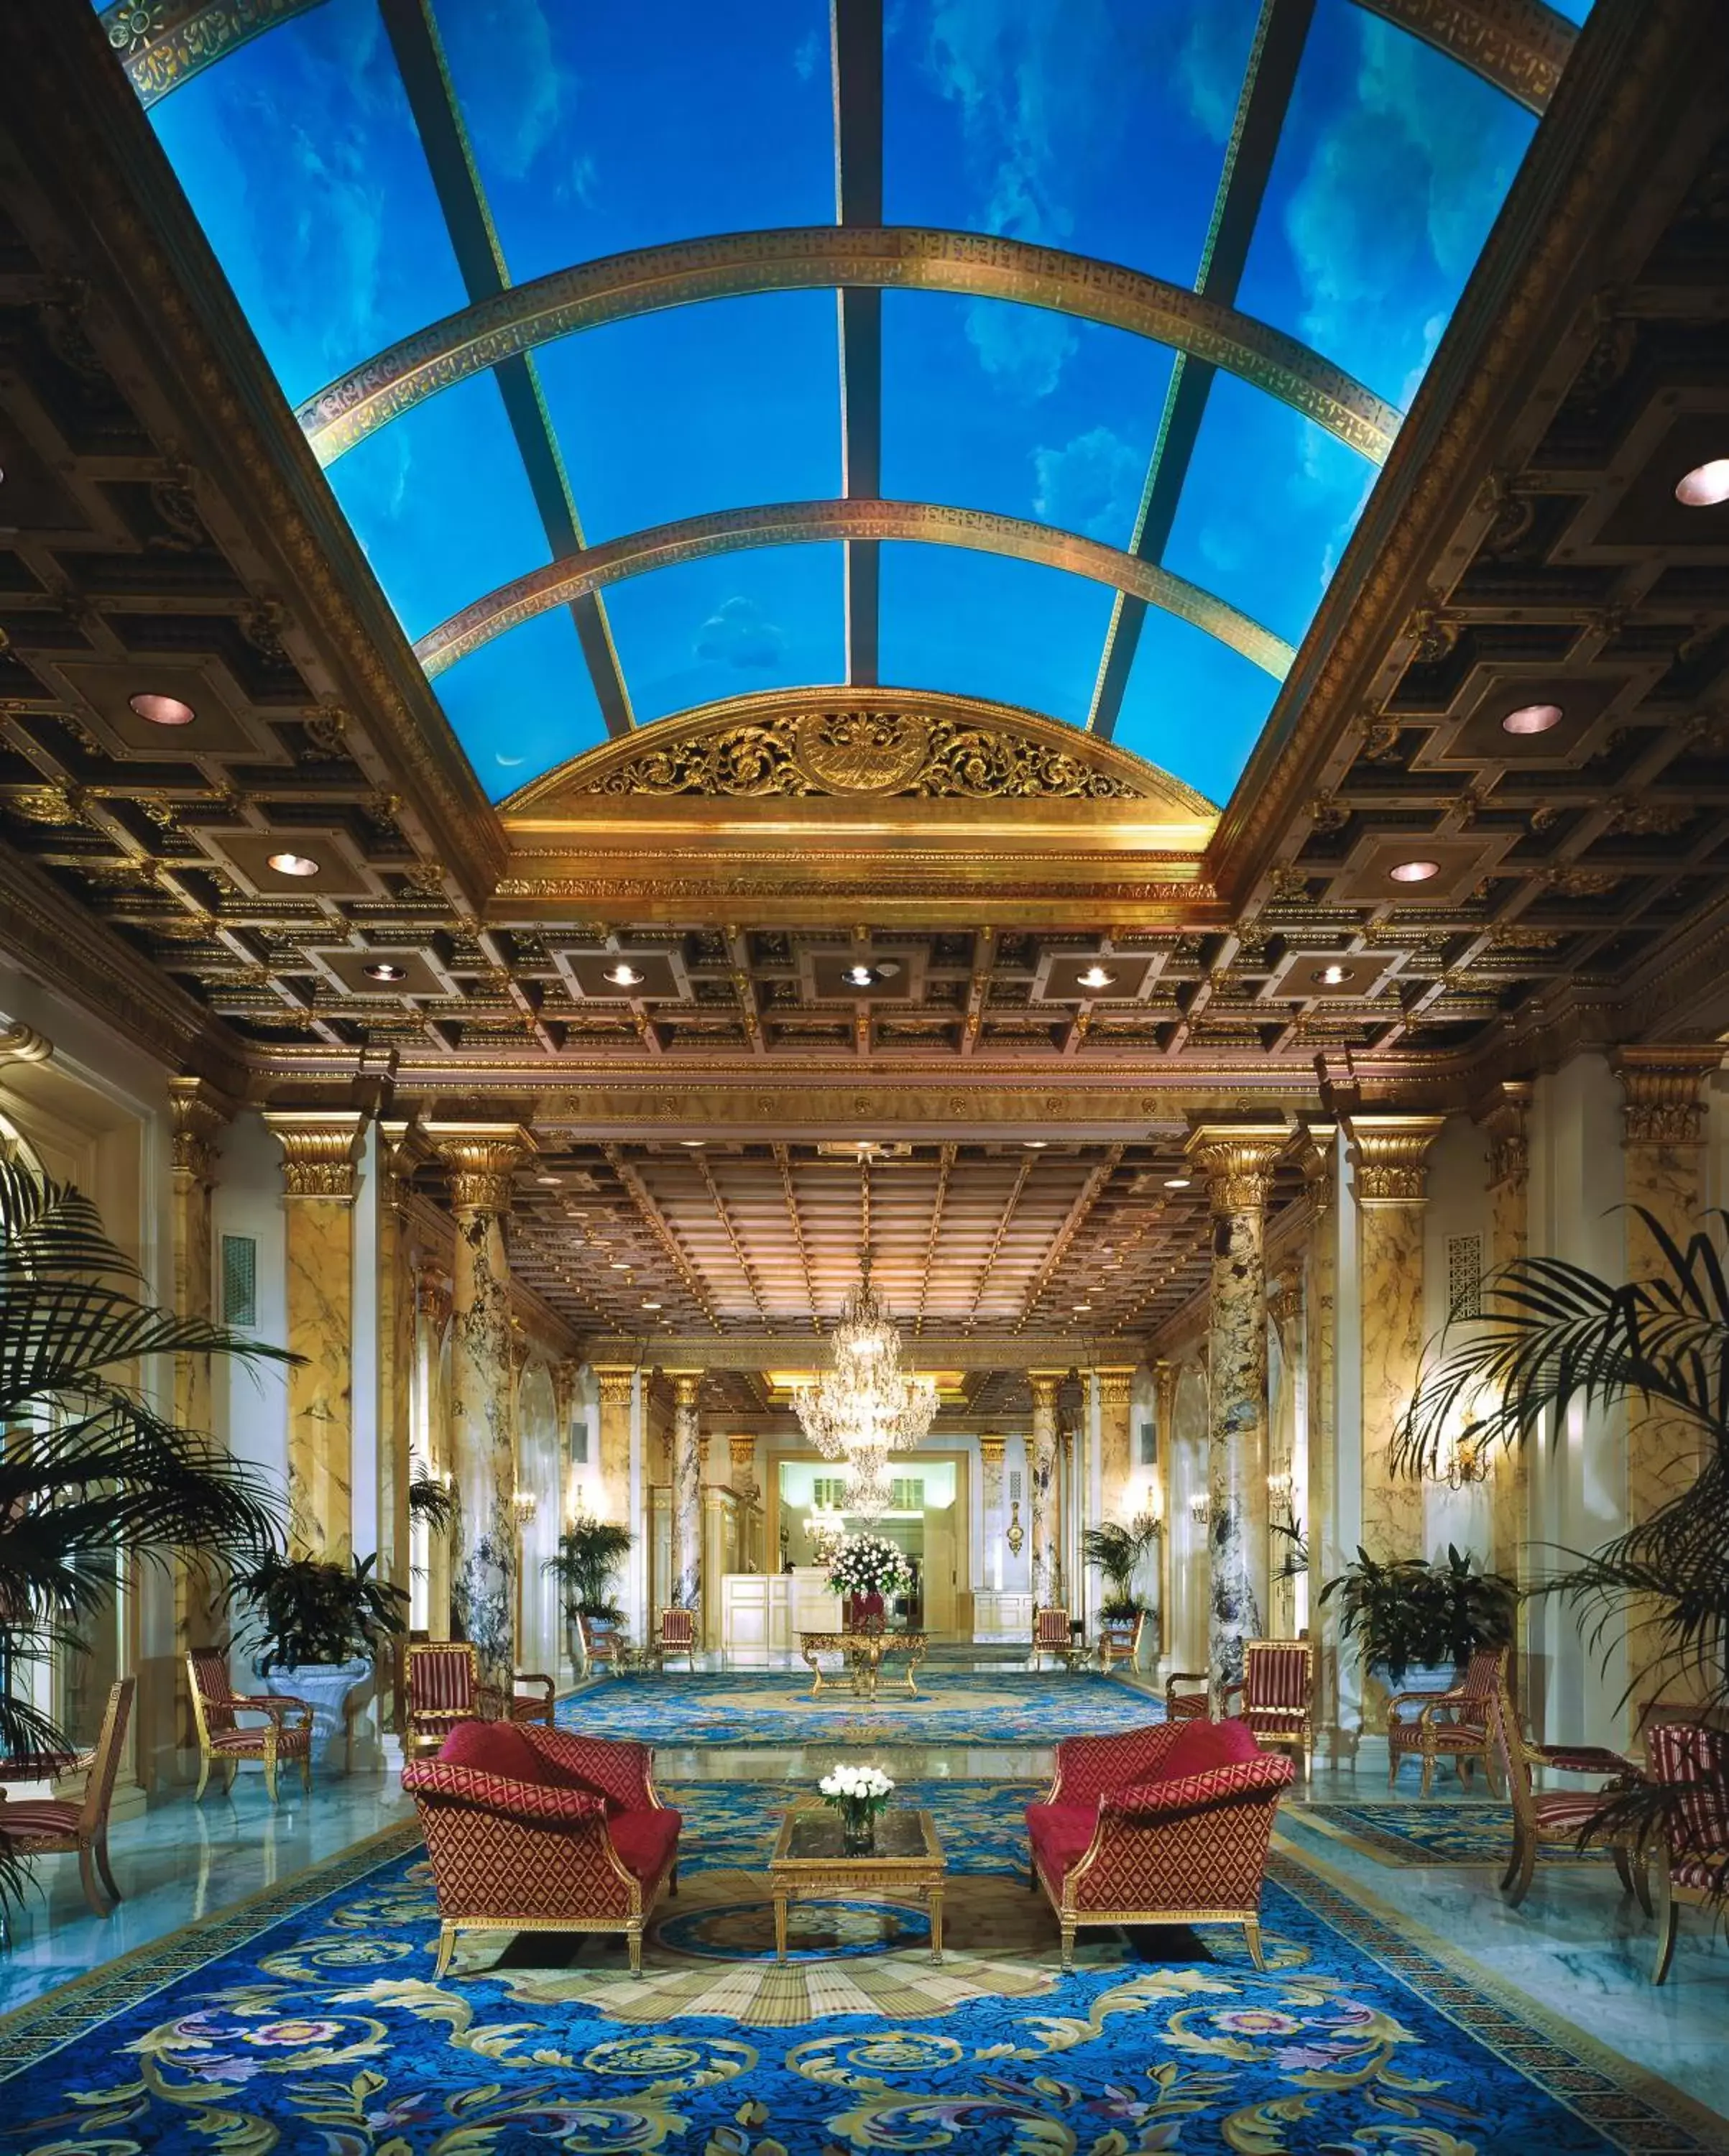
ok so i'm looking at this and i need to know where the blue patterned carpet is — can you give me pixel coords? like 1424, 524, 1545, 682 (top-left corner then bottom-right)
1290, 1799, 1610, 1869
663, 1777, 1041, 1876
0, 1784, 1714, 2153
559, 1667, 1163, 1746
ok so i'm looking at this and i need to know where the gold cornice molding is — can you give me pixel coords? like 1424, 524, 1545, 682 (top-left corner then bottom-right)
1207, 0, 1723, 908
504, 686, 1217, 819
1345, 1112, 1448, 1204
578, 1335, 1140, 1376
1611, 1046, 1723, 1148
1185, 1122, 1292, 1215
167, 1074, 236, 1187
300, 228, 1399, 469
423, 1120, 536, 1217
419, 503, 1292, 683
262, 1108, 366, 1202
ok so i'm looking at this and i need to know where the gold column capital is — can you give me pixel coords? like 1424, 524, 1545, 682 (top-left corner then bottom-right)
1267, 1276, 1302, 1337
1473, 1081, 1533, 1189
263, 1107, 366, 1201
1091, 1366, 1136, 1406
1152, 1358, 1179, 1417
977, 1434, 1007, 1467
727, 1434, 757, 1471
1345, 1112, 1447, 1205
666, 1368, 704, 1411
423, 1120, 536, 1215
1294, 1120, 1337, 1212
1185, 1122, 1291, 1214
1028, 1370, 1065, 1412
595, 1364, 638, 1409
378, 1115, 433, 1207
415, 1263, 452, 1326
1611, 1046, 1723, 1147
167, 1074, 236, 1187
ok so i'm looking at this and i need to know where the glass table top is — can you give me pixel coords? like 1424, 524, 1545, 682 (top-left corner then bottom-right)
779, 1808, 936, 1863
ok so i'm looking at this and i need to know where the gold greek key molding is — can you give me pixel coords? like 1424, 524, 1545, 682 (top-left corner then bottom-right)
977, 1434, 1007, 1467
262, 1109, 366, 1202
505, 686, 1212, 813
300, 228, 1400, 469
1092, 1367, 1137, 1406
1185, 1123, 1291, 1215
1474, 1081, 1533, 1188
1612, 1046, 1723, 1147
167, 1074, 234, 1186
101, 0, 327, 106
1355, 0, 1576, 114
416, 501, 1294, 683
423, 1121, 536, 1216
1345, 1113, 1447, 1204
596, 1366, 638, 1409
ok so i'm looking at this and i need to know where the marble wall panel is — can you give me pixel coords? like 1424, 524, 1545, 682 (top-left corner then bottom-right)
448, 1208, 516, 1694
283, 1199, 354, 1557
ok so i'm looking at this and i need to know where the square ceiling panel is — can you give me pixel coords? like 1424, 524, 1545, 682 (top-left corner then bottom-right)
47, 656, 288, 765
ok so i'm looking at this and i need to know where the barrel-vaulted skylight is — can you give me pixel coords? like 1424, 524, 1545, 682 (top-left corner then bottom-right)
108, 0, 1588, 804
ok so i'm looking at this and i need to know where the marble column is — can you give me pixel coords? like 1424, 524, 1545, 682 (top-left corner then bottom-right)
1186, 1123, 1288, 1696
1476, 1086, 1532, 1608
425, 1122, 535, 1695
1092, 1365, 1136, 1547
978, 1435, 1007, 1594
416, 1264, 455, 1637
1346, 1115, 1446, 1572
666, 1370, 703, 1612
1266, 1278, 1302, 1639
1028, 1371, 1064, 1612
1297, 1125, 1339, 1745
1613, 1047, 1720, 1695
1152, 1360, 1177, 1662
376, 1122, 428, 1709
593, 1367, 637, 1532
263, 1109, 366, 1556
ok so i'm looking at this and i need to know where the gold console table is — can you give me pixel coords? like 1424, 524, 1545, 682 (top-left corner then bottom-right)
798, 1626, 930, 1701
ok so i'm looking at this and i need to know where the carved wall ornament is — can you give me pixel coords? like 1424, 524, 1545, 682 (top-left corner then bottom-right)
1475, 1083, 1532, 1189
0, 1021, 53, 1068
1345, 1114, 1447, 1204
1005, 1498, 1025, 1557
167, 1074, 234, 1185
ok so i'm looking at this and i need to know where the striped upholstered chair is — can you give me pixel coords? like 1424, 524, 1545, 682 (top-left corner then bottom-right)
1031, 1607, 1082, 1672
188, 1650, 313, 1802
1223, 1639, 1317, 1779
653, 1608, 697, 1672
1648, 1721, 1729, 1984
0, 1677, 134, 1915
405, 1642, 555, 1757
1490, 1683, 1645, 1909
1387, 1647, 1505, 1795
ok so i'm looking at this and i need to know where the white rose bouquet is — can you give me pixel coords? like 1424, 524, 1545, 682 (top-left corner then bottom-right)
819, 1762, 895, 1848
827, 1534, 912, 1600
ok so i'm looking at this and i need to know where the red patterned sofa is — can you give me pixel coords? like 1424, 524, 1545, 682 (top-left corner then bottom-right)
1026, 1718, 1294, 1971
402, 1722, 680, 1977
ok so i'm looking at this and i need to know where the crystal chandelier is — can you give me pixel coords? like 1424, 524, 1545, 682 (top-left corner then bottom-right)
794, 1256, 938, 1521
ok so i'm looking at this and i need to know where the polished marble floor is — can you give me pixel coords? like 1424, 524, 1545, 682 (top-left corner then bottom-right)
0, 1664, 1723, 2134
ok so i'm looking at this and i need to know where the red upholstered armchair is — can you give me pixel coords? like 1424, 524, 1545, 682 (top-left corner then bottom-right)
1027, 1719, 1293, 1971
402, 1722, 680, 1977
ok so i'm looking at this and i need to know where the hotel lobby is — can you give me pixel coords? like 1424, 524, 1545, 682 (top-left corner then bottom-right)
0, 0, 1725, 2147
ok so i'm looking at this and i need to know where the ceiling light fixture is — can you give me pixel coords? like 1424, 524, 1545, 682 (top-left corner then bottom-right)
128, 691, 196, 727
1023, 1140, 1048, 1150
1076, 964, 1115, 991
1319, 963, 1350, 986
609, 1261, 631, 1272
1500, 701, 1564, 737
361, 959, 406, 982
605, 962, 644, 987
535, 1173, 562, 1187
794, 1254, 937, 1524
1674, 458, 1729, 508
1163, 1175, 1191, 1190
641, 1299, 662, 1310
679, 1138, 706, 1148
1389, 859, 1440, 884
845, 963, 875, 988
267, 851, 319, 877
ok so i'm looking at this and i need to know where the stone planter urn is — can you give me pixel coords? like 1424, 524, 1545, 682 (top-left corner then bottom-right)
1372, 1661, 1457, 1701
265, 1659, 372, 1777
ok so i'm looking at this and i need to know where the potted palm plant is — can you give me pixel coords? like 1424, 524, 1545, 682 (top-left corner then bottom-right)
544, 1516, 635, 1673
1320, 1544, 1516, 1692
221, 1550, 407, 1772
1082, 1515, 1161, 1654
0, 1156, 285, 1906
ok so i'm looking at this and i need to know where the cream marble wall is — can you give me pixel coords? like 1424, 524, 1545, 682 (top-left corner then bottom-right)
282, 1198, 355, 1557
1419, 1115, 1498, 1567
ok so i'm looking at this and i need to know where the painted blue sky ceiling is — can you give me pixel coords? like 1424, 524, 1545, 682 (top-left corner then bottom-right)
128, 0, 1585, 806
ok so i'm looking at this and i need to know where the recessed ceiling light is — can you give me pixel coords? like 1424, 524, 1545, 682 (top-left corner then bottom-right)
1674, 458, 1729, 508
1163, 1174, 1191, 1189
605, 962, 644, 987
1389, 859, 1440, 884
128, 691, 195, 727
361, 959, 406, 982
1076, 964, 1115, 990
609, 1261, 631, 1272
679, 1138, 705, 1148
1023, 1140, 1048, 1149
1501, 701, 1564, 737
535, 1173, 562, 1186
641, 1299, 662, 1309
1072, 1302, 1092, 1313
267, 850, 319, 877
1319, 963, 1350, 986
844, 963, 875, 988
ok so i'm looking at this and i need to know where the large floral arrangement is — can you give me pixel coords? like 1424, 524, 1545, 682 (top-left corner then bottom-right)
827, 1533, 911, 1600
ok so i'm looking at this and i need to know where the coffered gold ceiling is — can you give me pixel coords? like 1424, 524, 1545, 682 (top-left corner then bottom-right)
0, 1, 1726, 1353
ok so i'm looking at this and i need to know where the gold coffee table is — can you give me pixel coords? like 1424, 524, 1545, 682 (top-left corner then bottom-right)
767, 1804, 946, 1963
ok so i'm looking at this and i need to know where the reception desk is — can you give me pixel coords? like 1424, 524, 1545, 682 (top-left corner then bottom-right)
972, 1590, 1034, 1642
721, 1567, 842, 1656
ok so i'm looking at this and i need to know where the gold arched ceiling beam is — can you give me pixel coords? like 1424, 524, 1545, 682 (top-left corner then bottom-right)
298, 227, 1403, 469
1350, 0, 1575, 115
412, 499, 1296, 682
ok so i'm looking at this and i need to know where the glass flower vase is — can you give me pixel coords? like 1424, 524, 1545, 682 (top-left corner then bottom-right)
839, 1800, 875, 1854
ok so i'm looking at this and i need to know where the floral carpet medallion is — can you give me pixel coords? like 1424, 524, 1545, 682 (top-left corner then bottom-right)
0, 1791, 1715, 2155
1289, 1801, 1610, 1870
558, 1669, 1163, 1748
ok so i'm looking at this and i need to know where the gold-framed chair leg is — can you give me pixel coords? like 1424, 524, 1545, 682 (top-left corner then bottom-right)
223, 1759, 237, 1796
77, 1841, 112, 1919
1242, 1918, 1266, 1971
1059, 1918, 1076, 1973
1651, 1861, 1679, 1985
1503, 1833, 1536, 1907
434, 1922, 456, 1979
194, 1754, 211, 1802
627, 1922, 643, 1977
1387, 1743, 1399, 1790
95, 1833, 121, 1905
300, 1747, 312, 1795
263, 1743, 279, 1805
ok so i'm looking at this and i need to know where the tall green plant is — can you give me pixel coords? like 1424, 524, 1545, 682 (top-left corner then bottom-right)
221, 1551, 407, 1672
1082, 1514, 1161, 1618
1319, 1545, 1516, 1682
0, 1158, 287, 1902
544, 1517, 635, 1624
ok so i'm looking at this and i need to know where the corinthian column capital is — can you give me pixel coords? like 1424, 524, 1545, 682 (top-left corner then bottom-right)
423, 1120, 536, 1216
1474, 1082, 1532, 1189
666, 1368, 703, 1412
1028, 1370, 1064, 1414
168, 1074, 236, 1187
1345, 1113, 1447, 1205
1185, 1123, 1291, 1215
595, 1365, 637, 1409
977, 1434, 1007, 1468
1611, 1046, 1723, 1148
1092, 1366, 1135, 1406
263, 1107, 366, 1201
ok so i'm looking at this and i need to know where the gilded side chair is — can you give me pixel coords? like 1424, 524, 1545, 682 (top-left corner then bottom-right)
404, 1641, 555, 1757
653, 1608, 697, 1672
1386, 1647, 1506, 1796
1030, 1606, 1081, 1672
1490, 1682, 1646, 1910
1647, 1720, 1729, 1984
187, 1649, 312, 1802
0, 1677, 134, 1916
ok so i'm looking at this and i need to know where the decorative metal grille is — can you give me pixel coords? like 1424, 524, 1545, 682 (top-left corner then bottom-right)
220, 1234, 256, 1326
1447, 1233, 1483, 1320
1009, 1470, 1022, 1503
1138, 1420, 1158, 1466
